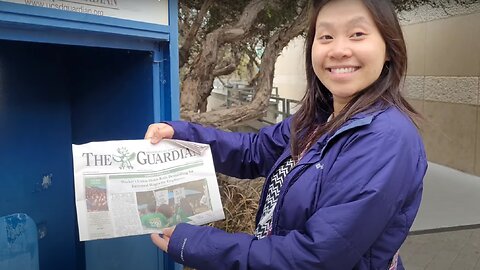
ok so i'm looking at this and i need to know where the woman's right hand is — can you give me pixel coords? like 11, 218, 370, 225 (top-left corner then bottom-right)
144, 123, 174, 144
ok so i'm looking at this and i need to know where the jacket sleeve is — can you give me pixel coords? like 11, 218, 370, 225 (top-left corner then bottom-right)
166, 119, 291, 179
165, 127, 426, 270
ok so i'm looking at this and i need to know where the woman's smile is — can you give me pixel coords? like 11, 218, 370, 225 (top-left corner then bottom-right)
327, 66, 361, 80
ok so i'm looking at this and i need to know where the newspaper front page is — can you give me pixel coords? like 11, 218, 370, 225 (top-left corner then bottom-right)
72, 139, 225, 241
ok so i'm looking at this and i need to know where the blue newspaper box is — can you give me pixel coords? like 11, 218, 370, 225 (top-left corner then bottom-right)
0, 1, 180, 269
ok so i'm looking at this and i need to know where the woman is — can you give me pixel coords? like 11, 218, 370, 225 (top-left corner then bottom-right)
145, 0, 427, 269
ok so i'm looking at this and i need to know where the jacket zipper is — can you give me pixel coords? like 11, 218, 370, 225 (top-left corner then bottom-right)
266, 114, 376, 234
271, 163, 310, 235
255, 153, 292, 225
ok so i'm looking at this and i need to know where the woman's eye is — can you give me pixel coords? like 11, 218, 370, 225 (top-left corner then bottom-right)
319, 35, 333, 40
351, 32, 366, 38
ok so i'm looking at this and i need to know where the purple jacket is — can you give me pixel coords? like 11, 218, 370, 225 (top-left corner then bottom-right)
165, 106, 427, 270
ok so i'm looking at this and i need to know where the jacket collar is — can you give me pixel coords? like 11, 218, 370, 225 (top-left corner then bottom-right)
330, 107, 385, 137
304, 105, 391, 163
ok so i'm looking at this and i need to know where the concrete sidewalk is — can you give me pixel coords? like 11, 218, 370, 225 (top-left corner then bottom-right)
401, 228, 480, 269
411, 162, 480, 233
400, 162, 480, 269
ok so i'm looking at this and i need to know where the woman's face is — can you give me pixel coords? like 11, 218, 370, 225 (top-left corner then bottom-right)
311, 0, 388, 112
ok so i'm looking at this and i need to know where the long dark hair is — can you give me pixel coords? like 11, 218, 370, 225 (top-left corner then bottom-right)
291, 0, 420, 160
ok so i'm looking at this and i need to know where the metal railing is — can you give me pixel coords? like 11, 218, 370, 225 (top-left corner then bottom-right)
222, 84, 300, 125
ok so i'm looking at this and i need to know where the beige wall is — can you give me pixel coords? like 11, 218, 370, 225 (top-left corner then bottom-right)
273, 37, 307, 101
273, 3, 480, 176
403, 10, 480, 176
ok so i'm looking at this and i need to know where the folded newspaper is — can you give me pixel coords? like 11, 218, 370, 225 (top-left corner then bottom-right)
72, 139, 225, 241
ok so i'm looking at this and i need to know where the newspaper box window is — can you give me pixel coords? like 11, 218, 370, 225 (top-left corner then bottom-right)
0, 1, 180, 269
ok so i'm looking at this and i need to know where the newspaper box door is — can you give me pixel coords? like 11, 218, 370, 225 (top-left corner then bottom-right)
0, 0, 180, 269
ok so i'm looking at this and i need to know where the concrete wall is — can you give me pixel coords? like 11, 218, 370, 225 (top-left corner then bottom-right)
273, 36, 307, 101
401, 4, 480, 176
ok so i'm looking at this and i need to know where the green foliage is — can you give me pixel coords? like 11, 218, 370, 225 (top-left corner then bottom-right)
254, 1, 304, 45
204, 1, 251, 32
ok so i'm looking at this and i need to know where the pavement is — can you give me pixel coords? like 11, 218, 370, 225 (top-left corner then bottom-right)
401, 228, 480, 269
400, 162, 480, 269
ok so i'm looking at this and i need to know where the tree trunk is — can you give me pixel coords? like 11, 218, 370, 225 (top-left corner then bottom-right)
179, 0, 214, 68
180, 0, 267, 112
182, 3, 310, 128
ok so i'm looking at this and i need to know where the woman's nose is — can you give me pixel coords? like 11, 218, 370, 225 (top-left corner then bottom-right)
327, 40, 352, 59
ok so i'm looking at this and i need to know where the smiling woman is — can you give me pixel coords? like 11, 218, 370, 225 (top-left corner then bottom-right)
145, 0, 427, 269
312, 0, 388, 113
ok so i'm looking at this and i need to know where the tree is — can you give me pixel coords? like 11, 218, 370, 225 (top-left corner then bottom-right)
177, 0, 476, 129
178, 0, 309, 128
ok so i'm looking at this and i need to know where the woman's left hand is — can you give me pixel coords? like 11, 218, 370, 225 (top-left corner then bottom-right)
151, 226, 176, 252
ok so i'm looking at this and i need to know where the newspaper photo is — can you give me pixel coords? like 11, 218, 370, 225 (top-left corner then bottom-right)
72, 139, 225, 241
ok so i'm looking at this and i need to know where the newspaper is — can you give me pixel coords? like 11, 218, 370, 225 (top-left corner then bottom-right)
72, 139, 225, 241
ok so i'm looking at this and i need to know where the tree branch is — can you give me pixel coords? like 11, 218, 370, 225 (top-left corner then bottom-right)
180, 0, 268, 112
179, 0, 215, 67
213, 64, 238, 77
218, 0, 267, 43
182, 2, 310, 127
